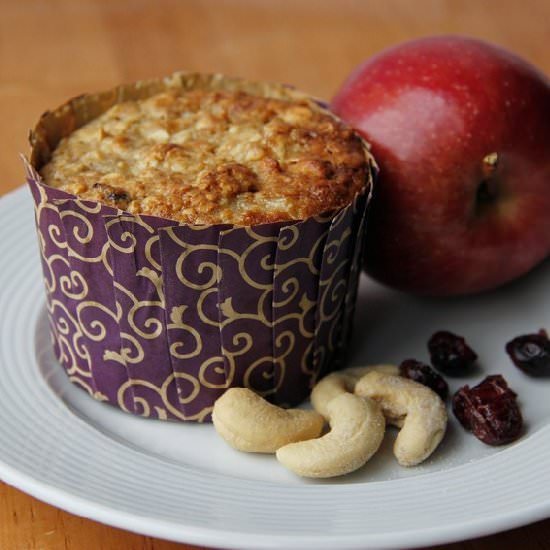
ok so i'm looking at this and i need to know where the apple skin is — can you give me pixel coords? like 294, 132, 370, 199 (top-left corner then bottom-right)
332, 36, 550, 295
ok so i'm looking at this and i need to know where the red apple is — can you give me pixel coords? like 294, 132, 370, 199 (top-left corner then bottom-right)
332, 36, 550, 295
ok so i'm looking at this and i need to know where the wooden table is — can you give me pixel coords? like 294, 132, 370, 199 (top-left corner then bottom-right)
1, 1, 549, 548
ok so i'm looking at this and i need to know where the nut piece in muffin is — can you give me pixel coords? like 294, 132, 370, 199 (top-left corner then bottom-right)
39, 89, 368, 225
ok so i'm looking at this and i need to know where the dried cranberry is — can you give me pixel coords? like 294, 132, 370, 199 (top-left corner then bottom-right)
428, 330, 477, 375
505, 329, 550, 376
452, 375, 522, 445
399, 359, 449, 400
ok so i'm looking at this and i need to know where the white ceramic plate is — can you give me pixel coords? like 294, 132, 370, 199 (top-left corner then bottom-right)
1, 185, 549, 550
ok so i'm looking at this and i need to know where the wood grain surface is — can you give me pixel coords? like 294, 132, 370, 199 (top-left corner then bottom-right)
1, 1, 549, 548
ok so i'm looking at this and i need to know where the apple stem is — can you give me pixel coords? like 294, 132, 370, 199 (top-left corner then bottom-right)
482, 152, 499, 177
476, 153, 500, 207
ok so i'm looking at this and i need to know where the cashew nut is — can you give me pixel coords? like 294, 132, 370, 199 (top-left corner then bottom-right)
212, 388, 324, 453
311, 364, 399, 418
276, 393, 385, 478
355, 371, 447, 467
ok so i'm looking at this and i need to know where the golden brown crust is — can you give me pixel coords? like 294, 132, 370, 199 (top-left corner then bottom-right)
38, 82, 368, 225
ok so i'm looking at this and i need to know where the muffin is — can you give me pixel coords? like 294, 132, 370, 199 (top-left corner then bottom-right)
26, 72, 375, 422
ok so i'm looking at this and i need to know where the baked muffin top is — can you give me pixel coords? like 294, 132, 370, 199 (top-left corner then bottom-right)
40, 89, 368, 225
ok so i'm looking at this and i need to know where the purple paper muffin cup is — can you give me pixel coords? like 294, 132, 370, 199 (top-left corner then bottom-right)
25, 72, 376, 422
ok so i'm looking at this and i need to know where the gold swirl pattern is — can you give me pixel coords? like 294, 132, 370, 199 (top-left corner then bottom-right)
217, 224, 281, 399
27, 155, 372, 422
28, 179, 99, 396
167, 306, 202, 360
313, 203, 357, 381
106, 213, 181, 418
160, 223, 231, 418
271, 217, 330, 403
52, 197, 134, 409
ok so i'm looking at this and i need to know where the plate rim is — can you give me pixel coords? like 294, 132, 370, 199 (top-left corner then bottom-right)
2, 457, 549, 550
